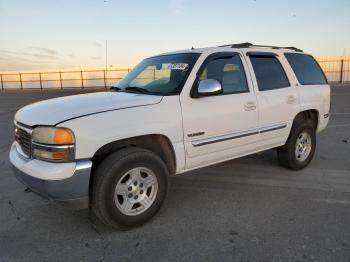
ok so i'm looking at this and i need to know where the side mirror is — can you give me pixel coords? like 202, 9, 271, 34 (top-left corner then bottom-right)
196, 79, 223, 97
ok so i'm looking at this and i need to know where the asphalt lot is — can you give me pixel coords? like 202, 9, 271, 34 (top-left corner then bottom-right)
0, 87, 350, 262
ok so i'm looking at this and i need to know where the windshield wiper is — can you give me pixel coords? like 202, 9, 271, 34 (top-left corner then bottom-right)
124, 86, 149, 94
110, 86, 122, 91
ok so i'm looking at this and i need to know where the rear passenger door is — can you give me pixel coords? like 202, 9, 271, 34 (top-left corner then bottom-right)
245, 52, 300, 148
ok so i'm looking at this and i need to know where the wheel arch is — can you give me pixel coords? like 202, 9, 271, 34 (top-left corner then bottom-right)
90, 134, 177, 178
292, 109, 319, 130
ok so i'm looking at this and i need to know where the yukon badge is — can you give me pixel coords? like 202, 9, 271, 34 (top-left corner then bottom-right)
187, 132, 205, 138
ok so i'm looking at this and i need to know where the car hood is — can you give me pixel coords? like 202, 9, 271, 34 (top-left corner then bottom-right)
15, 91, 163, 126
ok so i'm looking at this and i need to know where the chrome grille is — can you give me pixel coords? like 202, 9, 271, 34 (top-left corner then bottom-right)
15, 126, 32, 157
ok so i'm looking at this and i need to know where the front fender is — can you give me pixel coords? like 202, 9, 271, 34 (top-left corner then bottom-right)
57, 96, 186, 172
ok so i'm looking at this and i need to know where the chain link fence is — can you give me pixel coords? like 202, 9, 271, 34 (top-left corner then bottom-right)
1, 56, 349, 90
316, 56, 350, 83
0, 69, 131, 90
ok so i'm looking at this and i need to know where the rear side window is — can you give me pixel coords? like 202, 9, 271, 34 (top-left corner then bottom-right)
285, 53, 327, 85
250, 56, 290, 91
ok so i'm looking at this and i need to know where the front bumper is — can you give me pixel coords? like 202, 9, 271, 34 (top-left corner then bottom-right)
9, 143, 92, 209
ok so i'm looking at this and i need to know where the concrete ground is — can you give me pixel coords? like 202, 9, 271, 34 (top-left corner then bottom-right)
0, 87, 349, 262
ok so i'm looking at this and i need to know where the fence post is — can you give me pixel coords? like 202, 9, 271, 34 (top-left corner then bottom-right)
19, 73, 23, 90
340, 59, 344, 84
0, 74, 3, 91
39, 72, 43, 89
81, 70, 84, 88
59, 72, 63, 89
153, 69, 156, 80
104, 70, 107, 89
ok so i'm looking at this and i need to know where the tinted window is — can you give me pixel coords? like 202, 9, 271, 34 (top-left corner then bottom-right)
200, 55, 248, 94
285, 53, 327, 85
250, 56, 290, 91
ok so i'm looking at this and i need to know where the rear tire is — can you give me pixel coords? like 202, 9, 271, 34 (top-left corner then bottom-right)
277, 121, 316, 170
91, 147, 168, 229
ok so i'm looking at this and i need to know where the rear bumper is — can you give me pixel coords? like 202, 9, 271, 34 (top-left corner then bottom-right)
9, 143, 91, 209
317, 113, 330, 133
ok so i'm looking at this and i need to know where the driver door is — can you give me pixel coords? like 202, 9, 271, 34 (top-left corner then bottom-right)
180, 52, 259, 170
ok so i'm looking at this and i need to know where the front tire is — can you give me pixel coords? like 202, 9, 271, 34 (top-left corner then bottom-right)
277, 122, 316, 170
91, 147, 168, 229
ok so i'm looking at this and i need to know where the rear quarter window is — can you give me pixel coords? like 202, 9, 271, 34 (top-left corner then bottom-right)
284, 53, 327, 85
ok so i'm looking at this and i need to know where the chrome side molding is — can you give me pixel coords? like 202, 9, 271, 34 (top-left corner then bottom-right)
191, 123, 287, 147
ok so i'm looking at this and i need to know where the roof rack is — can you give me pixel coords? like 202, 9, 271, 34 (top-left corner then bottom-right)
219, 42, 303, 52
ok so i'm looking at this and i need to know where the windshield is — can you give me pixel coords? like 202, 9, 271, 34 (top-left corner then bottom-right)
114, 53, 200, 95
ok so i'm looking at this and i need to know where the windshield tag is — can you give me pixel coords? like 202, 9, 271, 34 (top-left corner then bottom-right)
168, 63, 188, 70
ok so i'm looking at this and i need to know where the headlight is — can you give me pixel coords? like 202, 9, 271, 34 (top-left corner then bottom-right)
32, 127, 75, 161
32, 127, 75, 144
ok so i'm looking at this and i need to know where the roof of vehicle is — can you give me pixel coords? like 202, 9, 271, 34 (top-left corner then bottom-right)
157, 43, 305, 57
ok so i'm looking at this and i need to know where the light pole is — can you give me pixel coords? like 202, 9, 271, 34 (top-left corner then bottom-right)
105, 40, 108, 72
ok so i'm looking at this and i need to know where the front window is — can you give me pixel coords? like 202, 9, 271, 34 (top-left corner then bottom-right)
199, 55, 249, 94
114, 53, 200, 95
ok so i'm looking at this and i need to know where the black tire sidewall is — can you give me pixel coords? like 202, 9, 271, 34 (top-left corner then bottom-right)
289, 124, 316, 169
93, 148, 168, 228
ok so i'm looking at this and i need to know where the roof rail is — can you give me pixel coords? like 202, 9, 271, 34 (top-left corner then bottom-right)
219, 43, 303, 52
219, 42, 253, 48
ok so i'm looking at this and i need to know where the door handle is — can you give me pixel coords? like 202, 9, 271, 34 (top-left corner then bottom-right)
244, 101, 256, 111
286, 95, 296, 104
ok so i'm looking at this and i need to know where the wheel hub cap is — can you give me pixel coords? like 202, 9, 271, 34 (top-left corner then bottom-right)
114, 167, 158, 216
295, 132, 312, 162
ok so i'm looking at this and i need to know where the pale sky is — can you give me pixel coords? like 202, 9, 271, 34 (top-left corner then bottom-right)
0, 0, 349, 71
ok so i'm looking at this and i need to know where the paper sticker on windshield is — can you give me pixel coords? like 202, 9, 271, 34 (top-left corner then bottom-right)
168, 63, 188, 70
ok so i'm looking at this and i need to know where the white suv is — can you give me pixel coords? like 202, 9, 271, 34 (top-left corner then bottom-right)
10, 43, 330, 228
